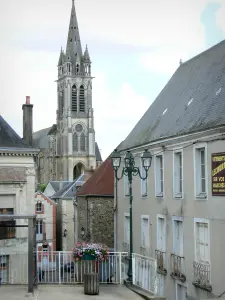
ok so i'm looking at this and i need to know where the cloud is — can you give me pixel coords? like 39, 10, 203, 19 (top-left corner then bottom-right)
93, 73, 150, 159
215, 2, 225, 32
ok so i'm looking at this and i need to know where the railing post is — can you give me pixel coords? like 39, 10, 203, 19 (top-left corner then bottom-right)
59, 252, 61, 284
119, 252, 122, 284
132, 253, 135, 285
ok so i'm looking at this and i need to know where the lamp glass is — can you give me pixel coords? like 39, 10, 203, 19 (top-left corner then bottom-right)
141, 149, 152, 169
111, 149, 121, 169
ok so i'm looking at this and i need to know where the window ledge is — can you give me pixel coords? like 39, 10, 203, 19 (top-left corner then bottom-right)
141, 194, 148, 198
156, 193, 164, 198
174, 193, 183, 199
196, 193, 207, 200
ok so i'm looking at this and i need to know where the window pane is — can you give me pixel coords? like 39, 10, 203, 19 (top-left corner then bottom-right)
201, 178, 206, 193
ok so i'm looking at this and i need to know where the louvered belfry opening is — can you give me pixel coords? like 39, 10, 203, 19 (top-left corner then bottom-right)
72, 84, 77, 112
79, 85, 85, 112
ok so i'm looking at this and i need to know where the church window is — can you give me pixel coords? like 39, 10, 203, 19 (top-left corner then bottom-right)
79, 85, 85, 112
80, 132, 85, 151
75, 124, 83, 132
72, 84, 77, 112
76, 64, 79, 73
61, 90, 64, 115
73, 132, 78, 152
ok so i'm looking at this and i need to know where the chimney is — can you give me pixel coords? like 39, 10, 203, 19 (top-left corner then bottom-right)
179, 58, 183, 66
22, 96, 33, 147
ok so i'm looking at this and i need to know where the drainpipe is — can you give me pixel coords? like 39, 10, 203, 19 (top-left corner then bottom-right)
114, 177, 118, 252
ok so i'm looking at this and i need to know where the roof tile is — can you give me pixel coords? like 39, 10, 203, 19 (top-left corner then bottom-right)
77, 158, 114, 197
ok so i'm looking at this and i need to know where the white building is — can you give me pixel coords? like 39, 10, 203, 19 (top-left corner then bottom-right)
0, 114, 39, 283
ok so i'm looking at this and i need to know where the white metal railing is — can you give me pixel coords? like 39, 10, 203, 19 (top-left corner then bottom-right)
0, 252, 29, 284
37, 251, 128, 284
132, 253, 157, 295
0, 251, 129, 285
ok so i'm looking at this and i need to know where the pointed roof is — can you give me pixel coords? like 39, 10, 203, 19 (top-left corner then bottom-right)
0, 115, 31, 148
119, 39, 225, 151
83, 45, 91, 62
66, 0, 82, 63
76, 158, 114, 197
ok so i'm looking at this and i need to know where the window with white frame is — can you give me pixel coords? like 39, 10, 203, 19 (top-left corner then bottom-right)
124, 214, 130, 244
195, 146, 207, 198
157, 215, 166, 251
155, 155, 164, 197
194, 219, 210, 263
141, 216, 149, 248
124, 175, 129, 197
140, 160, 148, 197
172, 218, 183, 256
173, 151, 183, 197
36, 219, 43, 234
36, 201, 43, 213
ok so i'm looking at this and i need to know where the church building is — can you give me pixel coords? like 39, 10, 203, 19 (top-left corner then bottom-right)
33, 0, 102, 184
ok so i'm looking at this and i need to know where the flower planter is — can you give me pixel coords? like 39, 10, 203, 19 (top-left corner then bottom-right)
83, 254, 96, 261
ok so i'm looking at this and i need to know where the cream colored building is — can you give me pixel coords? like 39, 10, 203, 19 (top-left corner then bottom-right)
0, 115, 39, 283
116, 40, 225, 300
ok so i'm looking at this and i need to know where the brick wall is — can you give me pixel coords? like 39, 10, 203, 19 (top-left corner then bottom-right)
77, 196, 114, 248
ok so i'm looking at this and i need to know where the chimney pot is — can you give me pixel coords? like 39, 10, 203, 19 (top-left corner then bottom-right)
26, 96, 30, 104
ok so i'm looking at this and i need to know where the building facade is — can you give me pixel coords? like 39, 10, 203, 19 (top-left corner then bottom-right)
76, 158, 114, 249
33, 1, 102, 184
35, 192, 57, 252
0, 115, 39, 283
116, 40, 225, 300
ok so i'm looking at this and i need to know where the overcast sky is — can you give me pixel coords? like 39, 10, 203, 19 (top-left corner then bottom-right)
0, 0, 225, 159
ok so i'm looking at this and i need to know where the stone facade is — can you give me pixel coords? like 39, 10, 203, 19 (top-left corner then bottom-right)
77, 196, 114, 248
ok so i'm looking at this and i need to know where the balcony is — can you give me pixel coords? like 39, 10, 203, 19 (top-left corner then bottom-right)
192, 261, 212, 292
155, 250, 167, 275
170, 254, 186, 282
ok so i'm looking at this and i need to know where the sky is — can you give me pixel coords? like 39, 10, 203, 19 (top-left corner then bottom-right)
0, 0, 225, 160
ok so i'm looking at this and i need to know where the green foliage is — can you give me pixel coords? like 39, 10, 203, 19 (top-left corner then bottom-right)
40, 184, 47, 192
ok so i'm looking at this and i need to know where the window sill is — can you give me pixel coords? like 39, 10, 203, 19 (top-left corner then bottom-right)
196, 193, 207, 200
173, 193, 183, 199
141, 194, 148, 198
156, 193, 164, 198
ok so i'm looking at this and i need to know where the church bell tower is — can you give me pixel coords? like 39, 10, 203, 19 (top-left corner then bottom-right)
56, 0, 96, 181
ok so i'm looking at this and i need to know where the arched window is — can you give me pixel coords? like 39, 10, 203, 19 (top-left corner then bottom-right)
73, 132, 78, 151
80, 132, 85, 151
79, 85, 85, 112
76, 64, 79, 73
72, 84, 77, 112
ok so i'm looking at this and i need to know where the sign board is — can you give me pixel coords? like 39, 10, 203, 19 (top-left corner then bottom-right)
212, 153, 225, 196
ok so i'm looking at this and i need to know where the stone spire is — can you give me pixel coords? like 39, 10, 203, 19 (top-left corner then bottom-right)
83, 45, 91, 62
65, 0, 82, 64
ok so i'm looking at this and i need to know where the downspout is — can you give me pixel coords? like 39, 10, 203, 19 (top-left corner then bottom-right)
114, 177, 118, 252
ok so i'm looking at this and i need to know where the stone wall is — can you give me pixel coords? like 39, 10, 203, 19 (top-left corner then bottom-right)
77, 196, 114, 248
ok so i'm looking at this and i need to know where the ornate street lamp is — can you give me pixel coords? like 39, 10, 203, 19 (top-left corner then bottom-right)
111, 148, 152, 282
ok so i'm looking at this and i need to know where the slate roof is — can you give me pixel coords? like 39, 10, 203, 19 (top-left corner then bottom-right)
33, 127, 51, 149
50, 173, 92, 199
0, 115, 31, 148
49, 181, 71, 193
119, 40, 225, 151
76, 158, 114, 197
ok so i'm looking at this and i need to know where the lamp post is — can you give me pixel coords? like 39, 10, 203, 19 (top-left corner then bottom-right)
111, 148, 152, 282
